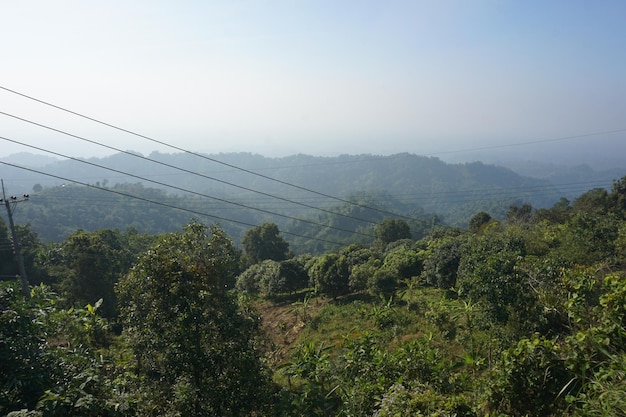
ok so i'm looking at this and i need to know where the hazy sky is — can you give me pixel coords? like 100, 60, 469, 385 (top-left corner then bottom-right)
1, 1, 625, 159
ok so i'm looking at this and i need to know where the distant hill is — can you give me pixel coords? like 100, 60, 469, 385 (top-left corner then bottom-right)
3, 151, 620, 252
2, 151, 559, 209
492, 160, 625, 200
440, 136, 626, 171
0, 152, 60, 168
439, 136, 626, 199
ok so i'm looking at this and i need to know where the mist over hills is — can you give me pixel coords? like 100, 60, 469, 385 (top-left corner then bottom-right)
1, 150, 560, 203
440, 136, 626, 178
1, 150, 624, 251
2, 149, 622, 197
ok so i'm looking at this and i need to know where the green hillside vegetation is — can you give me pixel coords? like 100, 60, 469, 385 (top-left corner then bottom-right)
12, 182, 262, 243
11, 183, 439, 254
1, 176, 626, 416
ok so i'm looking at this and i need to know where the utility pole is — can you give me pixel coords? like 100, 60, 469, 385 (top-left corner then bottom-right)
1, 180, 29, 295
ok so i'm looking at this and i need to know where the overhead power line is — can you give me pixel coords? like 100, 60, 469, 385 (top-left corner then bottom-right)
0, 135, 613, 215
4, 84, 626, 169
3, 85, 623, 223
0, 160, 348, 247
0, 85, 415, 221
0, 142, 612, 217
25, 181, 599, 212
0, 135, 374, 239
0, 111, 398, 225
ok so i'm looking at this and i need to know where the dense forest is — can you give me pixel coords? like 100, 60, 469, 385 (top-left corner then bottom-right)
1, 174, 626, 416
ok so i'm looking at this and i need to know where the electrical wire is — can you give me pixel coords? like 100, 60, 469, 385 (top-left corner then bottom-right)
0, 160, 348, 247
0, 111, 395, 225
0, 161, 612, 217
0, 135, 375, 239
1, 162, 612, 216
0, 85, 418, 221
1, 85, 621, 226
3, 85, 626, 169
1, 100, 620, 212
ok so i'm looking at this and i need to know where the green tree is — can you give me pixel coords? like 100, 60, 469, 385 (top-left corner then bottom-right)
349, 257, 382, 293
488, 336, 571, 416
382, 246, 422, 280
422, 236, 464, 290
241, 222, 290, 267
277, 258, 310, 294
308, 253, 350, 298
0, 283, 50, 413
609, 175, 626, 215
533, 197, 571, 224
374, 219, 412, 248
468, 211, 492, 233
116, 221, 273, 416
338, 245, 379, 292
507, 203, 533, 226
235, 260, 277, 295
0, 221, 46, 287
572, 188, 610, 215
14, 225, 47, 286
457, 235, 537, 327
235, 258, 308, 297
358, 246, 422, 296
368, 266, 398, 296
46, 229, 134, 319
557, 211, 620, 265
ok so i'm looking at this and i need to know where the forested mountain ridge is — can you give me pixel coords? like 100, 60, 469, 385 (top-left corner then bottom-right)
2, 151, 556, 203
4, 151, 618, 204
1, 152, 568, 246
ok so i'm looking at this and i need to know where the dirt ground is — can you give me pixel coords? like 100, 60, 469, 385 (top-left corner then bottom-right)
255, 294, 326, 365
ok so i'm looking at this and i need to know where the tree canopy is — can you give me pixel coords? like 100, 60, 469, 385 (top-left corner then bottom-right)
116, 221, 273, 416
241, 222, 290, 266
374, 219, 412, 248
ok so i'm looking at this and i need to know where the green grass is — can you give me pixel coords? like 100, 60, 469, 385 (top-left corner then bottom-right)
290, 286, 467, 354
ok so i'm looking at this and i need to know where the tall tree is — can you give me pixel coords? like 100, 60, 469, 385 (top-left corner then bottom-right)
117, 221, 273, 416
507, 203, 533, 226
374, 219, 412, 248
47, 229, 133, 319
242, 222, 290, 266
308, 253, 350, 298
468, 211, 492, 233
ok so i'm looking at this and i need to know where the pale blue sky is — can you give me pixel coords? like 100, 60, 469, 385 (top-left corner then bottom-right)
1, 1, 625, 158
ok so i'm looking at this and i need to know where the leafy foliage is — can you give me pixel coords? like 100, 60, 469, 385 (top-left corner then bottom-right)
308, 253, 350, 298
468, 211, 492, 233
241, 222, 290, 267
374, 219, 412, 248
44, 228, 145, 318
236, 258, 309, 297
117, 221, 273, 416
421, 232, 464, 289
0, 283, 127, 416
